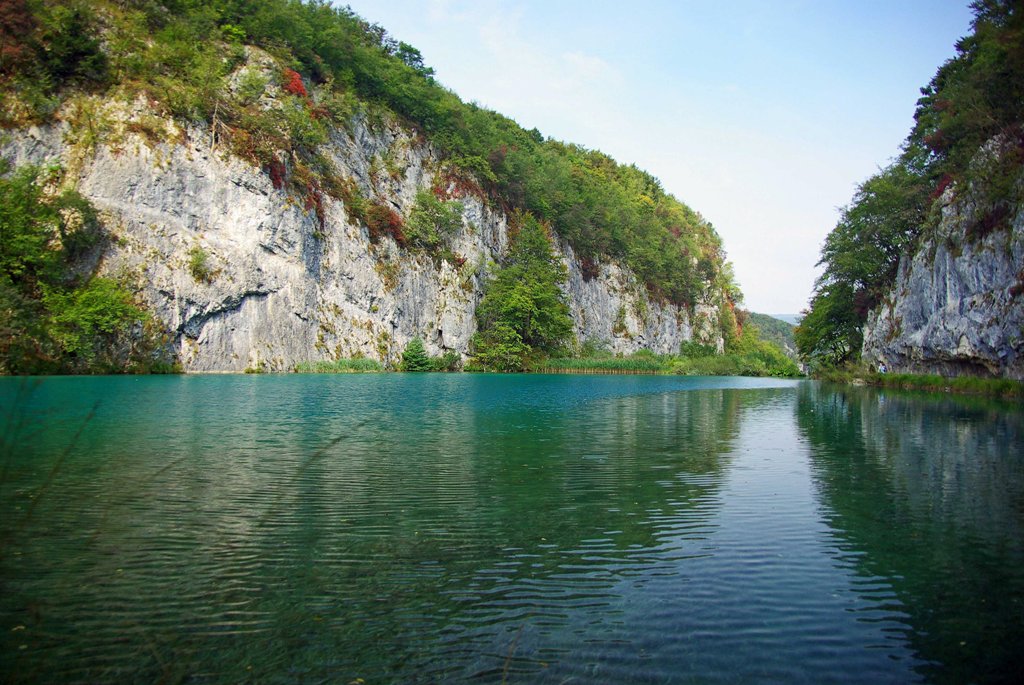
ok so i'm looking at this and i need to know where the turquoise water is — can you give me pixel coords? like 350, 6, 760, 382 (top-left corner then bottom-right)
1, 375, 1022, 683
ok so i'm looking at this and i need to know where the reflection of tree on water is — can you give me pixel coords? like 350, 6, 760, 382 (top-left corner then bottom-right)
0, 376, 763, 683
797, 383, 1024, 684
286, 384, 753, 683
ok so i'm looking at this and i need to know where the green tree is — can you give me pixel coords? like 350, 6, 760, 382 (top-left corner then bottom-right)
795, 282, 863, 369
820, 164, 928, 310
470, 322, 530, 372
797, 162, 928, 370
44, 277, 144, 364
404, 190, 463, 250
472, 214, 574, 370
0, 161, 154, 373
400, 336, 432, 371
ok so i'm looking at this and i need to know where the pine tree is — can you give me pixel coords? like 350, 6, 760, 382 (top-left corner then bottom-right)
400, 337, 432, 371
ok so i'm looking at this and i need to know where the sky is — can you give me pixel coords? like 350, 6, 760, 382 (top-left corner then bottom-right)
341, 0, 975, 315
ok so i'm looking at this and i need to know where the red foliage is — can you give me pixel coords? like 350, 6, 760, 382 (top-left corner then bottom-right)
1010, 269, 1024, 299
733, 303, 747, 336
930, 173, 954, 201
453, 254, 467, 268
431, 182, 451, 200
366, 203, 406, 246
304, 185, 326, 229
282, 68, 308, 97
487, 144, 508, 171
0, 0, 36, 74
853, 288, 879, 319
969, 203, 1010, 240
267, 156, 286, 190
308, 103, 329, 120
923, 129, 949, 153
437, 170, 483, 200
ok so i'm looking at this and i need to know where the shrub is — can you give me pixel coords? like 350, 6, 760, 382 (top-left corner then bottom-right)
44, 277, 144, 363
679, 340, 717, 358
281, 68, 307, 97
236, 69, 267, 105
188, 245, 214, 283
400, 337, 431, 371
431, 349, 462, 372
365, 202, 406, 245
404, 189, 463, 250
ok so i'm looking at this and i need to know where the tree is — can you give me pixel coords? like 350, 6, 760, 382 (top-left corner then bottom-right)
470, 322, 530, 372
404, 190, 462, 250
400, 337, 432, 371
795, 282, 862, 369
797, 162, 929, 370
472, 214, 573, 371
0, 162, 150, 373
395, 41, 434, 78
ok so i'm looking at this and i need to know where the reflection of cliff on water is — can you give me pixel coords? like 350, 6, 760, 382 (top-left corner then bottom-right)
797, 383, 1024, 684
0, 375, 763, 683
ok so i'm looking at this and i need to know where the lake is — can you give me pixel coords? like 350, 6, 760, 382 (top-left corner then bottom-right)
1, 374, 1022, 683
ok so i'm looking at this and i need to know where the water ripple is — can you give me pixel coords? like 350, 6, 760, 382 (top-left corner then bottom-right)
2, 376, 1022, 682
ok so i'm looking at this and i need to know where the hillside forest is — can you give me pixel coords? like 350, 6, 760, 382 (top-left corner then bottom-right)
0, 0, 798, 375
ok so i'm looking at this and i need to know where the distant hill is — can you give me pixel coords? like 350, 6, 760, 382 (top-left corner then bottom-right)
769, 314, 801, 325
747, 313, 798, 361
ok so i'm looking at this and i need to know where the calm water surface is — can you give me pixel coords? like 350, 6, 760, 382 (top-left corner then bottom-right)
1, 375, 1022, 683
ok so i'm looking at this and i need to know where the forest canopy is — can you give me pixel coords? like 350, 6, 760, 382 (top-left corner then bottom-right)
0, 0, 736, 316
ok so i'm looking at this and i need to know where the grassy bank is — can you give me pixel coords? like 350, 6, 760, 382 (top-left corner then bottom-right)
293, 358, 384, 373
538, 357, 667, 374
535, 350, 801, 378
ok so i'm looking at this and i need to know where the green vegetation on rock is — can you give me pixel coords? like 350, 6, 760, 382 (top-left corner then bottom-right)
470, 214, 574, 371
0, 0, 737, 310
0, 0, 771, 375
798, 1, 1023, 372
0, 161, 166, 373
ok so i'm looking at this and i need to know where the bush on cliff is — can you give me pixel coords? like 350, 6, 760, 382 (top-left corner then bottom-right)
0, 161, 162, 373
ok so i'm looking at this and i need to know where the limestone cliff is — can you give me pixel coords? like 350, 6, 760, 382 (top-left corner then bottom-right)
2, 101, 721, 372
862, 188, 1024, 380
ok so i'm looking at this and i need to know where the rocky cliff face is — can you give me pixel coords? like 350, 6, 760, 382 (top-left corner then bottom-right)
862, 189, 1024, 380
2, 101, 720, 372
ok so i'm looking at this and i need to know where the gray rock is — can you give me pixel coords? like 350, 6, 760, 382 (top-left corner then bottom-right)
862, 187, 1024, 380
2, 106, 726, 372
